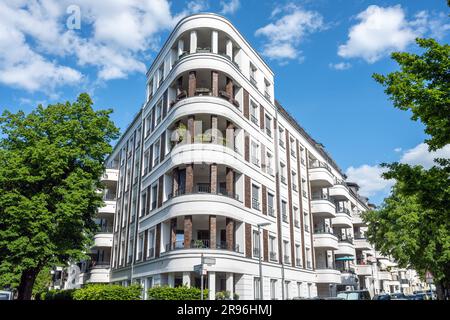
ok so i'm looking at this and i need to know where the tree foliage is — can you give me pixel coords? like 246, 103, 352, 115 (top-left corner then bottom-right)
0, 93, 119, 299
373, 38, 450, 151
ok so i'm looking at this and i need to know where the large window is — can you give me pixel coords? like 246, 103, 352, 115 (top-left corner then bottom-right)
253, 230, 260, 257
269, 235, 277, 261
151, 184, 158, 210
250, 100, 258, 125
270, 279, 277, 300
147, 229, 155, 258
252, 184, 260, 210
254, 277, 261, 300
267, 193, 275, 217
251, 141, 260, 166
281, 200, 287, 223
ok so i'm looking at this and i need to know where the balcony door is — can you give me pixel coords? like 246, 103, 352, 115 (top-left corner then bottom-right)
178, 169, 186, 193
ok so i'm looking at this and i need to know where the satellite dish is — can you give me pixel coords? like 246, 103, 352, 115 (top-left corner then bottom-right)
64, 264, 81, 289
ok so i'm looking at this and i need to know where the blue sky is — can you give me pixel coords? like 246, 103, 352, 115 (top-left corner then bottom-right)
0, 0, 449, 205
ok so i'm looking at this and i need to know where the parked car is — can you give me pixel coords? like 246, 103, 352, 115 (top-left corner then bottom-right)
373, 294, 391, 300
0, 291, 13, 300
410, 293, 430, 300
336, 290, 371, 300
390, 292, 408, 300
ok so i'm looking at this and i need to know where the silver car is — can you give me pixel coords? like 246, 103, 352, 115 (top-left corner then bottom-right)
0, 291, 13, 300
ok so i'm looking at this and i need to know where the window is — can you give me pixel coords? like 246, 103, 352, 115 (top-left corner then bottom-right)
264, 79, 271, 99
267, 193, 275, 217
280, 163, 286, 184
265, 115, 272, 136
284, 281, 290, 300
254, 277, 261, 300
140, 191, 147, 217
251, 141, 260, 166
147, 229, 155, 258
266, 152, 274, 175
283, 240, 289, 264
297, 282, 302, 298
290, 138, 296, 157
155, 101, 162, 126
136, 127, 141, 147
306, 247, 312, 269
281, 200, 288, 223
130, 190, 137, 223
151, 185, 158, 210
148, 80, 154, 101
269, 235, 276, 261
153, 140, 160, 166
127, 238, 134, 263
295, 244, 301, 266
145, 114, 152, 137
279, 127, 285, 148
253, 230, 260, 257
252, 184, 260, 210
250, 100, 258, 125
307, 283, 312, 298
143, 151, 149, 176
158, 65, 164, 86
293, 207, 299, 227
250, 63, 257, 87
270, 279, 277, 300
302, 178, 308, 197
137, 233, 144, 261
292, 171, 298, 191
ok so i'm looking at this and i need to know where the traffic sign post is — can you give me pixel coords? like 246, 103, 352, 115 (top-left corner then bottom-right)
194, 254, 216, 300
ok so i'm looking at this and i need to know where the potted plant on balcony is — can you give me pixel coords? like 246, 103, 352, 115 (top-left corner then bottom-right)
172, 123, 187, 147
193, 240, 205, 248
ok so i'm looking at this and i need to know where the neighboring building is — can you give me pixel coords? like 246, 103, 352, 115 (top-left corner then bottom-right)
60, 13, 425, 298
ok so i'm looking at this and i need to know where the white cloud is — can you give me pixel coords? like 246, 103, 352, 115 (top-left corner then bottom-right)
220, 0, 240, 15
400, 143, 450, 169
394, 147, 402, 153
0, 0, 196, 93
255, 3, 324, 63
345, 165, 394, 197
338, 5, 450, 63
329, 62, 351, 70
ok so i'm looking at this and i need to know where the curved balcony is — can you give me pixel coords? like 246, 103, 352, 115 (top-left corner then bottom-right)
340, 271, 358, 286
316, 269, 341, 284
354, 237, 372, 250
101, 169, 118, 182
311, 198, 336, 219
86, 264, 111, 283
308, 161, 334, 188
98, 200, 116, 214
378, 271, 392, 281
313, 231, 339, 250
329, 183, 350, 200
93, 233, 113, 248
335, 240, 355, 256
355, 264, 373, 276
332, 210, 352, 228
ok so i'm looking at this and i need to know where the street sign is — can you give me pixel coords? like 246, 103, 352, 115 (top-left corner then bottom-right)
194, 264, 207, 275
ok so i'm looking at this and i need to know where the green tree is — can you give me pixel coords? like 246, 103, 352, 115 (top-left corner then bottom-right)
373, 38, 449, 151
368, 35, 450, 300
0, 93, 119, 300
32, 266, 52, 299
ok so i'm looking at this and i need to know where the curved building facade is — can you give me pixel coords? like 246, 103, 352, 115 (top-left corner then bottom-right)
101, 13, 420, 299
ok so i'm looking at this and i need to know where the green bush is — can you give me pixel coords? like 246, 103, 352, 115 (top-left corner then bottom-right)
147, 285, 208, 300
73, 284, 142, 300
41, 289, 76, 300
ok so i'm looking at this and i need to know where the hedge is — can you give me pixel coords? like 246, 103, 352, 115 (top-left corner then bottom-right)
40, 289, 76, 300
73, 284, 142, 300
147, 285, 208, 300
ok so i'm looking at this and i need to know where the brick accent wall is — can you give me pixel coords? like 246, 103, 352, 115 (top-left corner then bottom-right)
171, 218, 177, 250
160, 132, 166, 161
226, 167, 234, 197
211, 71, 219, 97
244, 134, 250, 162
245, 223, 252, 258
244, 175, 251, 208
263, 229, 269, 262
226, 218, 235, 250
184, 215, 192, 249
210, 164, 217, 194
157, 175, 164, 208
187, 116, 195, 143
186, 164, 194, 193
188, 71, 196, 97
226, 77, 233, 100
243, 89, 249, 119
172, 168, 179, 195
155, 223, 161, 258
209, 215, 217, 249
259, 104, 265, 130
286, 129, 296, 267
262, 185, 267, 215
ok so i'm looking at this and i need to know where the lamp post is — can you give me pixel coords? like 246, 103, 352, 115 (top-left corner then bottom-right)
257, 222, 271, 300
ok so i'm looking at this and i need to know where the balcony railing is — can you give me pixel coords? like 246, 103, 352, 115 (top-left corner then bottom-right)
314, 227, 334, 235
270, 251, 277, 261
280, 176, 287, 184
252, 157, 260, 166
337, 235, 354, 244
304, 224, 310, 233
291, 149, 296, 157
309, 160, 331, 172
266, 166, 274, 176
307, 261, 312, 269
252, 198, 260, 210
165, 240, 241, 253
103, 194, 117, 201
250, 76, 257, 87
166, 187, 241, 202
312, 194, 331, 201
266, 128, 272, 137
264, 91, 271, 100
296, 258, 302, 267
282, 214, 288, 223
96, 225, 113, 233
292, 184, 298, 192
268, 206, 276, 217
151, 201, 157, 210
89, 260, 111, 269
294, 220, 300, 228
284, 255, 290, 264
251, 115, 259, 126
336, 207, 351, 215
153, 156, 160, 166
253, 247, 261, 257
303, 190, 308, 198
279, 139, 285, 148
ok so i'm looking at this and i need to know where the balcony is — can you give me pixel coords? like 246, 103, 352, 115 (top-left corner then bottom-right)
313, 230, 339, 250
311, 196, 336, 219
355, 264, 373, 276
316, 268, 341, 284
86, 261, 111, 283
165, 239, 241, 253
354, 237, 372, 250
332, 209, 352, 228
335, 238, 355, 256
99, 200, 116, 214
101, 169, 119, 182
93, 233, 113, 248
329, 182, 350, 200
308, 161, 334, 187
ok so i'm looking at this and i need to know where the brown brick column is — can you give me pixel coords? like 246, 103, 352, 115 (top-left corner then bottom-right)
157, 175, 164, 208
226, 121, 234, 150
186, 164, 194, 194
226, 167, 234, 197
244, 175, 251, 208
155, 223, 161, 257
211, 115, 218, 144
171, 218, 177, 250
305, 149, 315, 269
172, 168, 179, 196
244, 133, 249, 162
210, 163, 217, 194
188, 71, 196, 97
226, 218, 235, 250
262, 185, 267, 215
296, 140, 306, 267
209, 215, 216, 249
243, 89, 249, 119
263, 229, 269, 262
245, 223, 252, 258
160, 132, 166, 161
211, 71, 219, 97
187, 115, 195, 143
226, 77, 233, 101
259, 104, 265, 130
176, 76, 183, 96
286, 129, 296, 267
184, 215, 192, 249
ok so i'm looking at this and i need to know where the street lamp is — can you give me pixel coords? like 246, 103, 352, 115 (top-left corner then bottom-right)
257, 222, 271, 300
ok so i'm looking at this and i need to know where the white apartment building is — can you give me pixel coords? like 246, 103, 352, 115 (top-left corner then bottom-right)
92, 13, 424, 299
